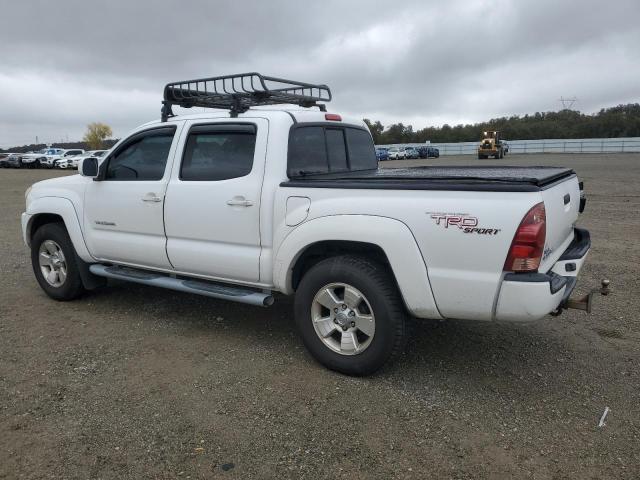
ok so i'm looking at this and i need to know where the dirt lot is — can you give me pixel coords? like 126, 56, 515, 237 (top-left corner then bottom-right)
1, 154, 638, 479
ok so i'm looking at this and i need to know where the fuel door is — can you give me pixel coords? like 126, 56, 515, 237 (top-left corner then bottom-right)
286, 196, 311, 227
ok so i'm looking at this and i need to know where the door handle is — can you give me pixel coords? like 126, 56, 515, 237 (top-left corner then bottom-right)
142, 194, 162, 203
226, 197, 254, 207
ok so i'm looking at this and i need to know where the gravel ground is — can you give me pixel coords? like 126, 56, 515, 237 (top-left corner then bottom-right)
0, 154, 638, 479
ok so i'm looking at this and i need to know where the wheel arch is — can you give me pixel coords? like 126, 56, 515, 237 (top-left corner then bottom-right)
24, 197, 94, 262
274, 215, 442, 319
28, 213, 64, 242
291, 240, 391, 292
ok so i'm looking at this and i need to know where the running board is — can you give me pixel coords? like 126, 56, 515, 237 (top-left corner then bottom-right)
89, 264, 274, 307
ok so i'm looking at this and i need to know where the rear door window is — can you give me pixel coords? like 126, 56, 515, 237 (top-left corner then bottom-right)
180, 124, 256, 181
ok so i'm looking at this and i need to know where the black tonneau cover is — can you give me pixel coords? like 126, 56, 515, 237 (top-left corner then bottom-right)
282, 166, 576, 192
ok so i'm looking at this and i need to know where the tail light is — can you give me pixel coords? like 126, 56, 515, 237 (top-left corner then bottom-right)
324, 113, 342, 121
504, 202, 546, 272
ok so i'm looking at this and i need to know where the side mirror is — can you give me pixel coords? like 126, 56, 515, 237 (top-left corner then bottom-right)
80, 157, 99, 178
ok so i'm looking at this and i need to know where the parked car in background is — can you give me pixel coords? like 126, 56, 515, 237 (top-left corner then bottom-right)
58, 150, 107, 169
35, 149, 65, 168
387, 146, 405, 160
17, 149, 49, 168
417, 146, 440, 159
52, 149, 85, 168
0, 153, 19, 168
405, 147, 419, 159
6, 153, 23, 168
56, 157, 76, 169
375, 147, 389, 161
89, 150, 107, 158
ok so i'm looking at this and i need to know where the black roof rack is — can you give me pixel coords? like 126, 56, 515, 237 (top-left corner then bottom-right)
161, 72, 332, 121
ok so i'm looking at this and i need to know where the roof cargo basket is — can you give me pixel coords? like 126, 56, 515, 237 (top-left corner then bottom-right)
161, 72, 332, 121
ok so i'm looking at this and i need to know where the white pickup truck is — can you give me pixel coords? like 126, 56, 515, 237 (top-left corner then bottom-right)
22, 73, 605, 375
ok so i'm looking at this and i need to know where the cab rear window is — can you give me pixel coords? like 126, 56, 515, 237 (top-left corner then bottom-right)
288, 124, 377, 177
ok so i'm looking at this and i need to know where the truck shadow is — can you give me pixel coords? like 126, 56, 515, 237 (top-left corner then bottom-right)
89, 281, 579, 392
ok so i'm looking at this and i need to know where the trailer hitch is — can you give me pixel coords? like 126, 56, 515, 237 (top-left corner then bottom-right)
552, 279, 611, 316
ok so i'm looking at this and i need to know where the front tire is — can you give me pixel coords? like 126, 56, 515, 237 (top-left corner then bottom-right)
295, 255, 407, 376
31, 223, 86, 301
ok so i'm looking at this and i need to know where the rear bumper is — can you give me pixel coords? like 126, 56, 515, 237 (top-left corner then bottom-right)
494, 228, 590, 322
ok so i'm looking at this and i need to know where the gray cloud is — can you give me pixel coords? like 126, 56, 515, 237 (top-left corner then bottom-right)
1, 0, 639, 147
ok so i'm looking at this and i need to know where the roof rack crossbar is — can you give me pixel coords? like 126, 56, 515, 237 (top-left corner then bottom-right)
161, 72, 332, 120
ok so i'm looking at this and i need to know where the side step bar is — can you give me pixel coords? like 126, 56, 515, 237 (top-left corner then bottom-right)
89, 264, 274, 307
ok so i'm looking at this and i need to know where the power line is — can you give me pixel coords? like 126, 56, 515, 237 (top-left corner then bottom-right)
559, 96, 578, 110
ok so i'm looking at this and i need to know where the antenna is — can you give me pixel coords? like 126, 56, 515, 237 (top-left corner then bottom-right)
559, 96, 577, 110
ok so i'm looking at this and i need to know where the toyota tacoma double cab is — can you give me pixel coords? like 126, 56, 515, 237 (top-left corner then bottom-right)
22, 73, 605, 375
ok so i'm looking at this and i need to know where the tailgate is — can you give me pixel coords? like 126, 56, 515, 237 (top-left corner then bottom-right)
538, 175, 581, 272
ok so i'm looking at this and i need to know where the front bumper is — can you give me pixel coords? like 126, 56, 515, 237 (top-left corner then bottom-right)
495, 228, 591, 322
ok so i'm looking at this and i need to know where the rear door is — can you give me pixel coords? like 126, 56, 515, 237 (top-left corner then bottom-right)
164, 119, 268, 283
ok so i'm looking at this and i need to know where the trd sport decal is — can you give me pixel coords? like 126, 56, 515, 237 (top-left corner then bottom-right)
427, 212, 501, 235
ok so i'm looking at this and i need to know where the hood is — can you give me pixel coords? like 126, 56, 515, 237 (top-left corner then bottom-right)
31, 174, 85, 193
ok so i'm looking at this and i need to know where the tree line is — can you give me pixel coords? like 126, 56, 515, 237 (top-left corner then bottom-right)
365, 103, 640, 144
3, 104, 640, 152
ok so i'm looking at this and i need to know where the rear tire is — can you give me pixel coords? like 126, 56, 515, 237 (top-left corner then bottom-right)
31, 223, 86, 301
294, 255, 407, 376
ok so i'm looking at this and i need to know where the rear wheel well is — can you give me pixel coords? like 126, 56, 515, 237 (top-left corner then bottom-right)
291, 241, 394, 291
29, 214, 65, 243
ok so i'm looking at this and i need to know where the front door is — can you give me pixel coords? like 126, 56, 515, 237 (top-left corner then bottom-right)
164, 119, 267, 283
83, 125, 180, 270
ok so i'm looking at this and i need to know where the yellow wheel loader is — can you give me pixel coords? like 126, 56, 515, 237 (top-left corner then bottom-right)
478, 130, 506, 159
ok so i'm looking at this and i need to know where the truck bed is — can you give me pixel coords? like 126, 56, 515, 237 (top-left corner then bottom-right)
282, 166, 576, 192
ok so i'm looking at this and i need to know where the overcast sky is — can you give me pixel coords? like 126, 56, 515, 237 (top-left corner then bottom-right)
1, 0, 639, 147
